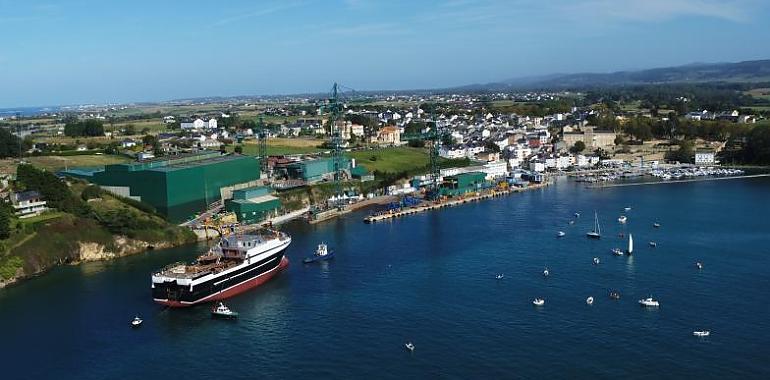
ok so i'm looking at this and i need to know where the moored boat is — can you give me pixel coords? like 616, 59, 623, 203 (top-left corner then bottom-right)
532, 298, 545, 306
693, 330, 710, 337
131, 316, 143, 328
586, 211, 601, 239
639, 296, 660, 307
618, 215, 627, 224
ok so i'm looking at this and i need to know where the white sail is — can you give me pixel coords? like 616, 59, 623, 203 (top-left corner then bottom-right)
628, 234, 634, 253
595, 212, 601, 235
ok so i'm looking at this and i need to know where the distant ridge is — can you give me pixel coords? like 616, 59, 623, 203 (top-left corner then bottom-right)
459, 59, 770, 90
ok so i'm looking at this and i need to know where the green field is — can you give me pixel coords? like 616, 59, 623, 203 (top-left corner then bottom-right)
349, 147, 429, 173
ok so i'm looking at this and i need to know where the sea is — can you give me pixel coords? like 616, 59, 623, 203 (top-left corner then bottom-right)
1, 177, 769, 379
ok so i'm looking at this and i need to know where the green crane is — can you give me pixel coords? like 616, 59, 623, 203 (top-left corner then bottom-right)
320, 83, 346, 205
257, 117, 268, 175
400, 113, 448, 200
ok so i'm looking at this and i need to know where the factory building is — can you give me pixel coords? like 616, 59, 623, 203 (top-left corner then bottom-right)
275, 156, 352, 183
225, 186, 281, 224
440, 172, 487, 197
66, 152, 262, 222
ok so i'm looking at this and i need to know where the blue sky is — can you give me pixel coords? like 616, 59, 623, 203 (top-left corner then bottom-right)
1, 0, 769, 107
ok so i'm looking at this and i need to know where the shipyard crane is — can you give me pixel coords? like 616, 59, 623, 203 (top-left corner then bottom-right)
319, 82, 353, 206
401, 113, 450, 200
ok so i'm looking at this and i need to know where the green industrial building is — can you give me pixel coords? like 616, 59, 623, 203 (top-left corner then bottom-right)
66, 152, 262, 222
284, 157, 351, 182
440, 172, 486, 196
225, 186, 281, 224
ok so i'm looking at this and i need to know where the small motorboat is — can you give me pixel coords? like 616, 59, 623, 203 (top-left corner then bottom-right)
405, 342, 415, 352
618, 215, 627, 224
653, 222, 661, 228
649, 241, 657, 247
586, 296, 594, 305
532, 298, 545, 306
574, 212, 580, 218
695, 262, 703, 270
611, 248, 624, 256
624, 207, 632, 212
303, 243, 334, 264
609, 290, 621, 300
131, 316, 143, 328
211, 302, 239, 319
557, 231, 566, 238
639, 297, 660, 307
693, 330, 710, 337
569, 220, 575, 225
495, 273, 504, 280
593, 257, 600, 265
542, 268, 549, 277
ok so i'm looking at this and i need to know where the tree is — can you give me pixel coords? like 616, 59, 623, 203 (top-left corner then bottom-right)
570, 141, 586, 153
0, 128, 29, 158
0, 207, 10, 239
234, 145, 243, 154
64, 119, 105, 137
665, 140, 695, 163
484, 140, 501, 153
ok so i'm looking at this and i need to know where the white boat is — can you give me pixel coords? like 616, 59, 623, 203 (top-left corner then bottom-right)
532, 298, 545, 306
695, 262, 703, 270
618, 215, 627, 224
624, 207, 632, 212
693, 330, 710, 337
131, 316, 143, 328
543, 268, 549, 277
211, 302, 239, 319
653, 222, 661, 228
586, 296, 594, 305
586, 211, 601, 239
557, 231, 566, 238
638, 297, 660, 307
649, 241, 657, 247
495, 274, 504, 280
593, 257, 600, 265
611, 248, 624, 256
627, 234, 634, 255
405, 342, 415, 352
574, 212, 580, 218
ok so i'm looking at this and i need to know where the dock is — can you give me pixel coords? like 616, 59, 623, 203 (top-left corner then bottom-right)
363, 182, 549, 224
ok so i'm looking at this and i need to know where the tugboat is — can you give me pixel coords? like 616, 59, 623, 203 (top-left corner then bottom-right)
131, 316, 143, 328
211, 302, 239, 319
303, 243, 334, 264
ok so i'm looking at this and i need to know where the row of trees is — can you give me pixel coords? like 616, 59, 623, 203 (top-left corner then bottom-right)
0, 128, 31, 158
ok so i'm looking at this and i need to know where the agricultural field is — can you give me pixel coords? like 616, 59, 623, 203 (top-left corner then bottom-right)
232, 137, 326, 156
25, 154, 130, 172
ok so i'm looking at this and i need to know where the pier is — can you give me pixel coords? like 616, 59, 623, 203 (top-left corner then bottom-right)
363, 182, 549, 223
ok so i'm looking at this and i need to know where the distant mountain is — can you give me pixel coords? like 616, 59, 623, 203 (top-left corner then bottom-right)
463, 59, 770, 91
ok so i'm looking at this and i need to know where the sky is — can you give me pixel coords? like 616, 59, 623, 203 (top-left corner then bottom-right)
1, 0, 769, 108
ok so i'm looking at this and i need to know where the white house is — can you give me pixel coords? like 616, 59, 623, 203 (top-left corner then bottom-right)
440, 147, 467, 159
11, 190, 48, 218
694, 149, 716, 165
181, 118, 217, 130
482, 161, 508, 180
121, 139, 137, 148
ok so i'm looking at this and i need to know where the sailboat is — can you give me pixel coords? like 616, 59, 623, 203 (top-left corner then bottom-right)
586, 211, 601, 239
627, 234, 634, 255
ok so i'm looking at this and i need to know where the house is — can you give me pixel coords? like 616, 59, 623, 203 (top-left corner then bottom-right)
11, 190, 48, 218
561, 127, 616, 150
121, 139, 137, 148
198, 138, 222, 150
482, 161, 508, 180
440, 146, 467, 159
181, 118, 218, 130
694, 149, 716, 165
374, 126, 401, 145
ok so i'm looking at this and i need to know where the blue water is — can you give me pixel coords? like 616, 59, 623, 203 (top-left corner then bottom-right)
1, 178, 769, 379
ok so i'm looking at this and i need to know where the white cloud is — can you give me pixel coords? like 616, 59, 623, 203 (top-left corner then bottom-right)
560, 0, 753, 23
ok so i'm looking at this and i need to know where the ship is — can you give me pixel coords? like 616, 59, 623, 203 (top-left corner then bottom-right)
151, 229, 291, 307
